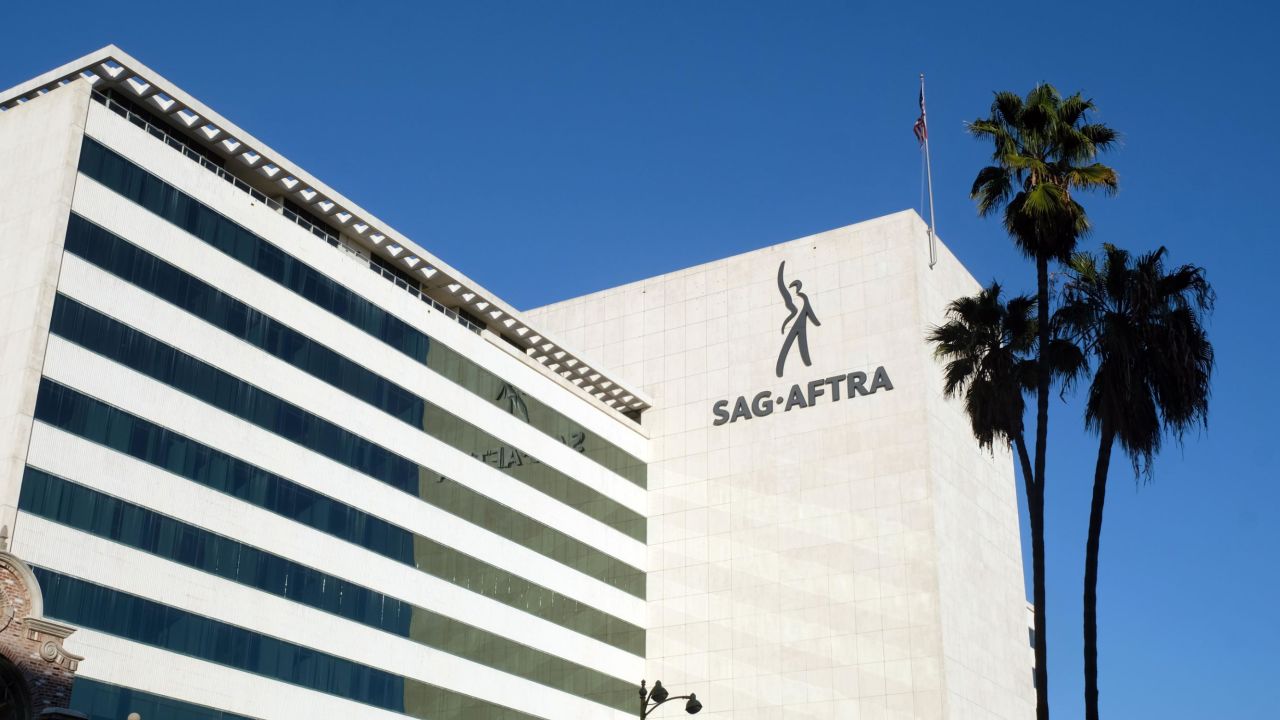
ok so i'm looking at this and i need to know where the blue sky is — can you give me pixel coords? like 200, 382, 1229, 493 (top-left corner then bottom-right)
4, 1, 1277, 717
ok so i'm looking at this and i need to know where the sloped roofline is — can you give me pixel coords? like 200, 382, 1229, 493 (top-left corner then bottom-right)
0, 45, 653, 415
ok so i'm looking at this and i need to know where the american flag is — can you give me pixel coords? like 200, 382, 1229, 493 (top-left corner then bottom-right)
913, 86, 928, 146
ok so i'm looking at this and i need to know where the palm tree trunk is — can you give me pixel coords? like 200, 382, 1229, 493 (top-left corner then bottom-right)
1014, 431, 1047, 714
1032, 254, 1051, 720
1084, 426, 1114, 720
1014, 435, 1035, 508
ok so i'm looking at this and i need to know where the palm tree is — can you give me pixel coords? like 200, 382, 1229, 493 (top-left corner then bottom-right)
1059, 245, 1214, 720
968, 85, 1118, 720
928, 284, 1038, 490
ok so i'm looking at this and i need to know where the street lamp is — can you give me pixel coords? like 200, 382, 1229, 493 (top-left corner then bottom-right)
639, 679, 702, 718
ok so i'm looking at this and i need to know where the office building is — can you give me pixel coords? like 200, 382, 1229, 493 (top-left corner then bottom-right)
0, 47, 1033, 719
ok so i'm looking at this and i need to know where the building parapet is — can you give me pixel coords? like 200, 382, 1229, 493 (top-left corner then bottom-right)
0, 46, 652, 420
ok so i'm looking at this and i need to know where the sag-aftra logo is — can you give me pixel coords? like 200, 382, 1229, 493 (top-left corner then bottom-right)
711, 260, 894, 426
775, 260, 820, 377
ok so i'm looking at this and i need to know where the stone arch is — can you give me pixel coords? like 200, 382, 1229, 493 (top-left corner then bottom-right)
0, 553, 43, 620
0, 544, 84, 720
0, 651, 32, 720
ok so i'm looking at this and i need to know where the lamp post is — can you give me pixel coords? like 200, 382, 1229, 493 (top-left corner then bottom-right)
638, 679, 702, 718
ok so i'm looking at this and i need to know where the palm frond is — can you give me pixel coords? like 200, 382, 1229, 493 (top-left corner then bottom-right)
969, 83, 1119, 259
1079, 123, 1119, 151
971, 166, 1014, 217
927, 282, 1051, 452
1061, 244, 1215, 478
1066, 163, 1119, 195
992, 91, 1024, 128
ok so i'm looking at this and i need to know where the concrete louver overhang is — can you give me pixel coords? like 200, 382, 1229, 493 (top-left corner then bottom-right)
0, 45, 651, 418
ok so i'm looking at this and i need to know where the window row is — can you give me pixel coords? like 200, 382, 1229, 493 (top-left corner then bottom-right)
34, 568, 542, 720
71, 677, 257, 720
21, 468, 636, 712
47, 296, 644, 598
78, 137, 646, 488
34, 379, 644, 654
63, 214, 643, 542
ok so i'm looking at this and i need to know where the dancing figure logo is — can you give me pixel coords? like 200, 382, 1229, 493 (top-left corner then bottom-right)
775, 260, 821, 377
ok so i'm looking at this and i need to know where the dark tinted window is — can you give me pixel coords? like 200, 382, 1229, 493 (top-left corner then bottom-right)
47, 296, 644, 598
78, 137, 646, 487
33, 379, 644, 654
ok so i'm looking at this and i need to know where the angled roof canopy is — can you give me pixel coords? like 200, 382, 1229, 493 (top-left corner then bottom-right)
0, 45, 651, 416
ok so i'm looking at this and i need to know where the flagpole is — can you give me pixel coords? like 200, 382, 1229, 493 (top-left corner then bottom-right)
921, 73, 938, 269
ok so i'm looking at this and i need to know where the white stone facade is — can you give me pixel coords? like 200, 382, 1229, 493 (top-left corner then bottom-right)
0, 82, 88, 537
1, 47, 1032, 720
526, 213, 1035, 719
1, 65, 648, 719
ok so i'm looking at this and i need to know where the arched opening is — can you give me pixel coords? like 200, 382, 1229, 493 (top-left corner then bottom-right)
0, 652, 31, 720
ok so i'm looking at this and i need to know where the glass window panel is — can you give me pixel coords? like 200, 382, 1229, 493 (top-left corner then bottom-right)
45, 297, 644, 598
31, 382, 644, 655
75, 140, 646, 488
22, 469, 642, 712
69, 677, 259, 720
